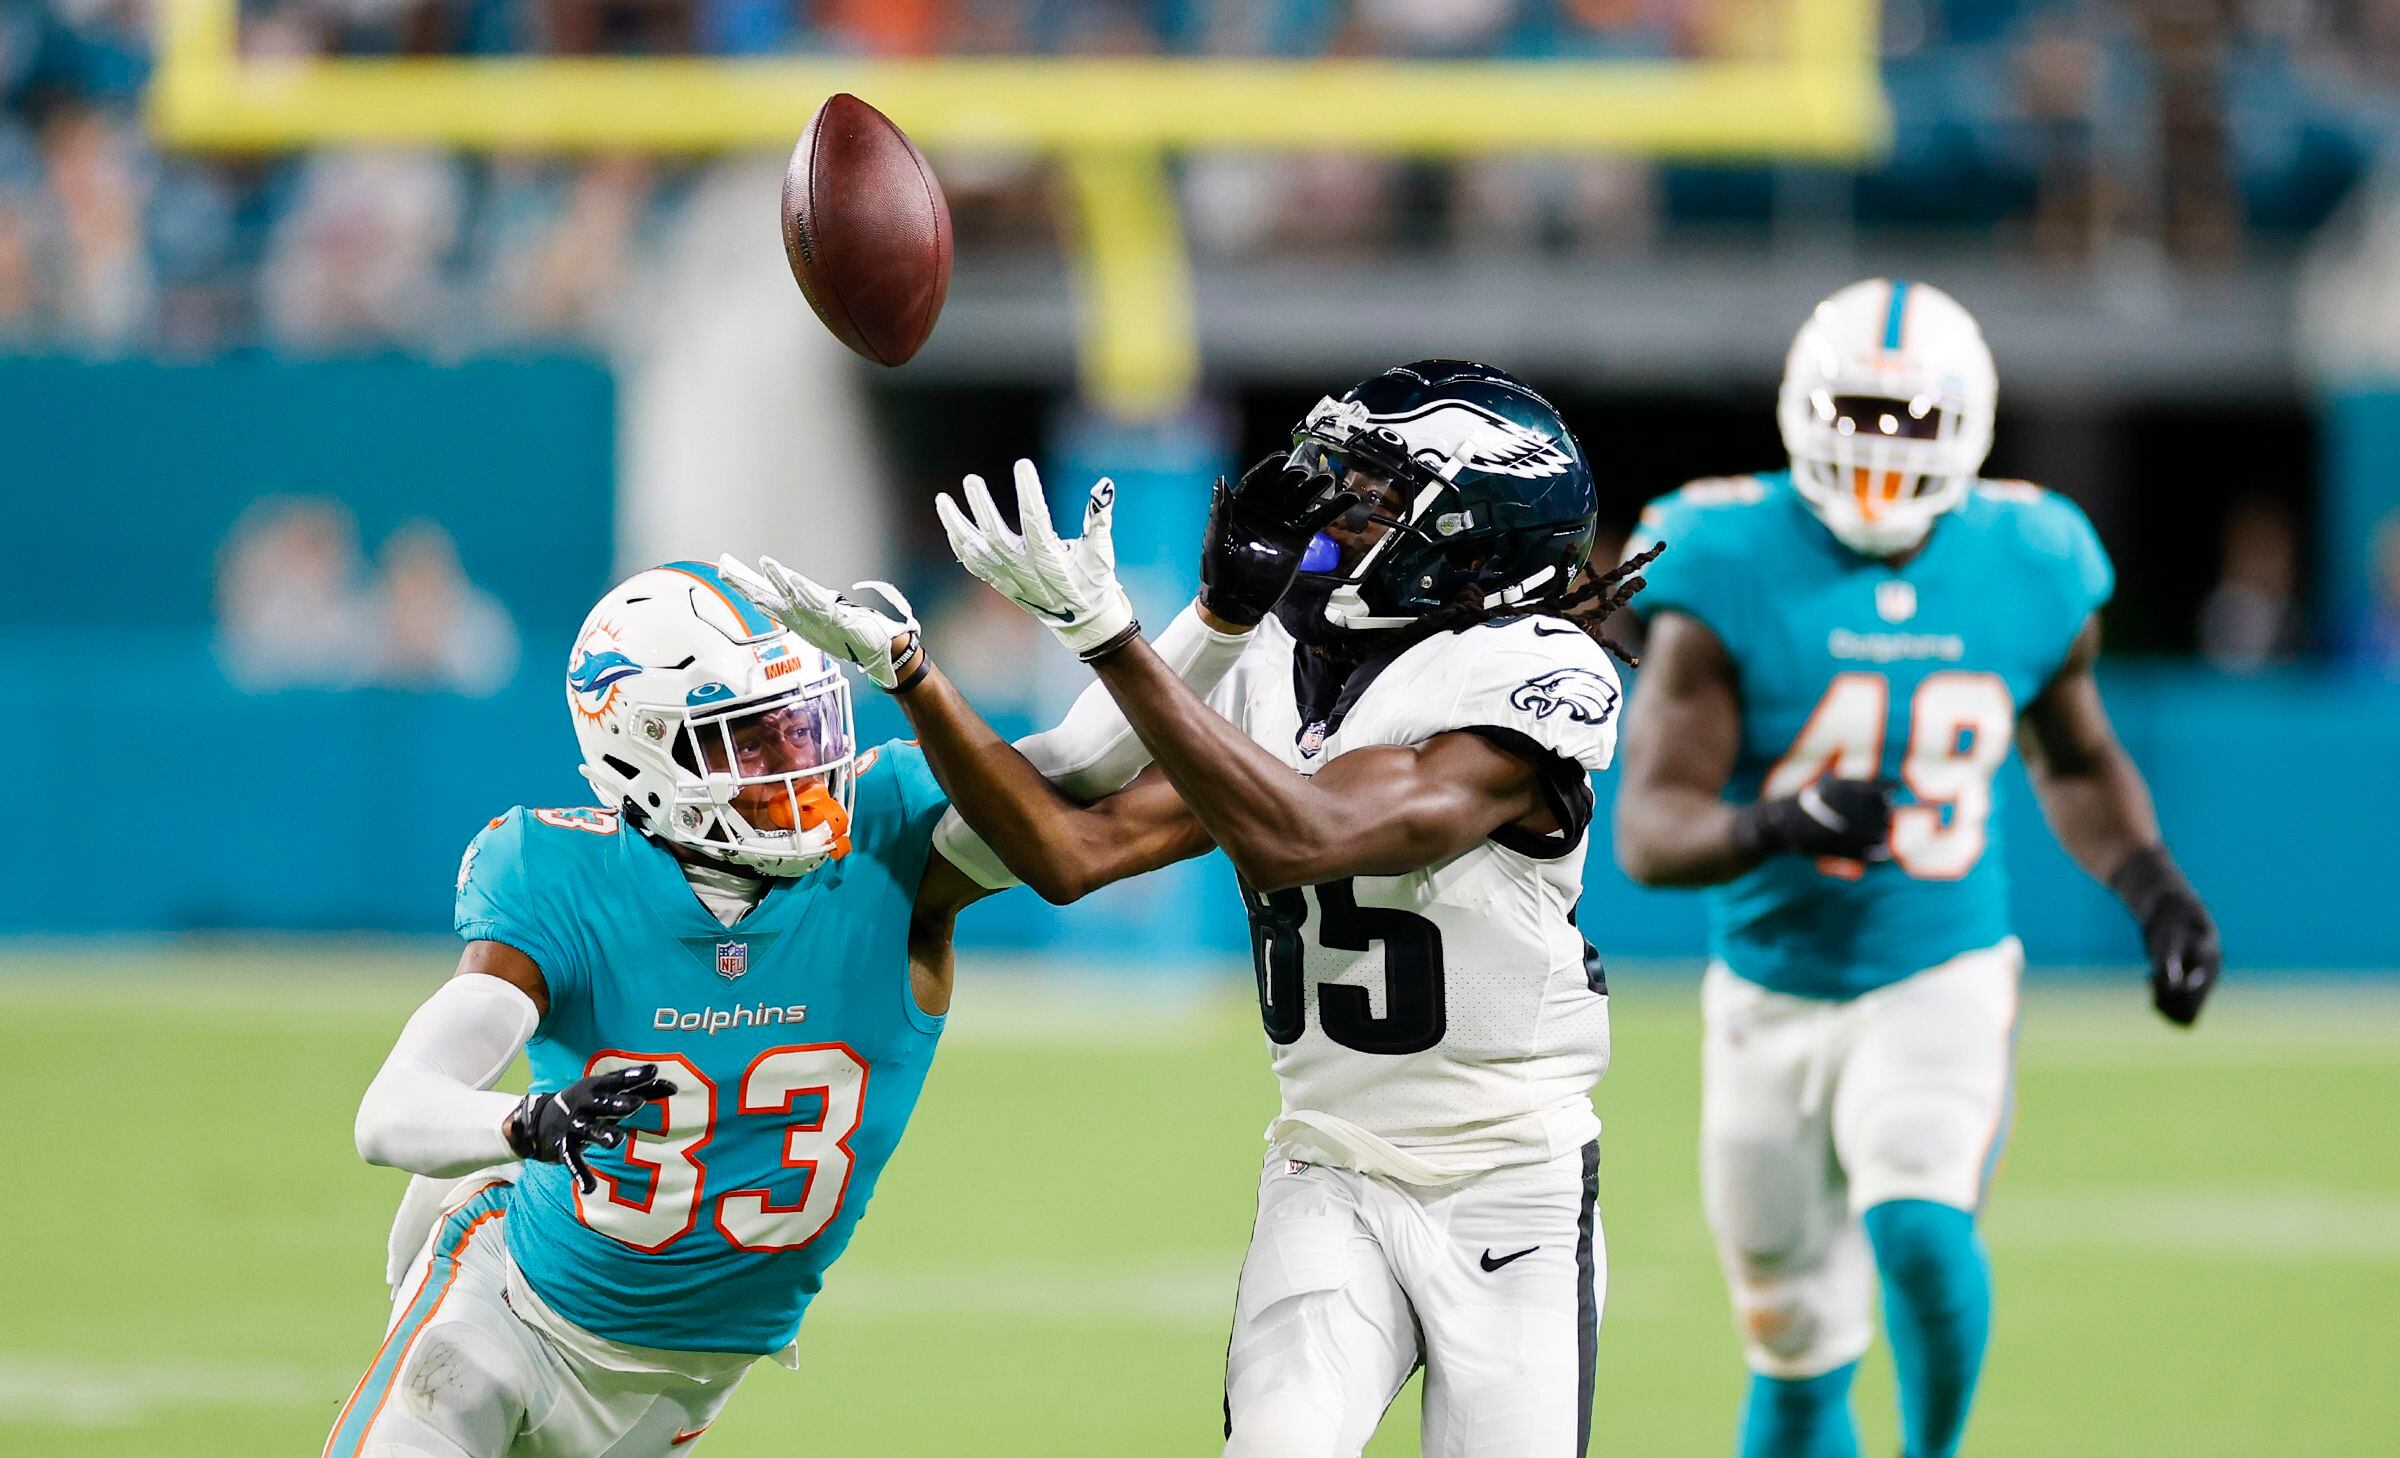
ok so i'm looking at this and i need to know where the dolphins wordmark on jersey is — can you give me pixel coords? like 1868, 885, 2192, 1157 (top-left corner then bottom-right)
1626, 470, 2113, 1000
451, 739, 950, 1355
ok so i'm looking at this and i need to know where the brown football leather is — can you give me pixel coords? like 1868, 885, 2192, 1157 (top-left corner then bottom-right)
781, 93, 953, 367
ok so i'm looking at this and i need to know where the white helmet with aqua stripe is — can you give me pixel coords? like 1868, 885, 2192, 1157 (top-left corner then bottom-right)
566, 561, 855, 877
1777, 278, 1998, 557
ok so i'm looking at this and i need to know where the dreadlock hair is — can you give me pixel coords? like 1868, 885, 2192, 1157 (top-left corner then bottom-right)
1401, 540, 1667, 666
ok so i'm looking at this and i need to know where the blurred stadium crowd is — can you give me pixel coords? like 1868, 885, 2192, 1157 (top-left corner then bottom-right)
3, 0, 2397, 356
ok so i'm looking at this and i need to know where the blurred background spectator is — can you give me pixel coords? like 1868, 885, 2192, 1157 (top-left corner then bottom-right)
213, 498, 520, 692
214, 495, 378, 689
372, 519, 521, 694
2342, 507, 2400, 676
0, 1, 2389, 356
2198, 493, 2307, 671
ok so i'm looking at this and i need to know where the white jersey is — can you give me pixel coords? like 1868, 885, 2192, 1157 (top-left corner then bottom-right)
1208, 612, 1620, 1184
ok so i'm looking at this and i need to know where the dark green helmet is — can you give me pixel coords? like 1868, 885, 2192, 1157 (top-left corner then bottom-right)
1276, 359, 1599, 648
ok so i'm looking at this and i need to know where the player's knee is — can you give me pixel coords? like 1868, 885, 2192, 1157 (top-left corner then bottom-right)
1853, 1097, 1983, 1189
394, 1323, 526, 1456
1734, 1285, 1822, 1365
1223, 1388, 1345, 1458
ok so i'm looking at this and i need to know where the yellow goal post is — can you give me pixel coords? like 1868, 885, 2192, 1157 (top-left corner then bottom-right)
145, 0, 1888, 417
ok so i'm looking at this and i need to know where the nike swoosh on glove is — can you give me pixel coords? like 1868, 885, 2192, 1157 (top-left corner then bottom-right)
937, 459, 1138, 661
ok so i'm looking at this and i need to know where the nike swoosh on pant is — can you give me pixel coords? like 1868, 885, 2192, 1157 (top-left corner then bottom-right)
670, 1425, 711, 1446
1480, 1245, 1539, 1272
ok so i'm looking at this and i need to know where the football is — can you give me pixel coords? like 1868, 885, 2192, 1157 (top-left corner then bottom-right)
780, 93, 953, 367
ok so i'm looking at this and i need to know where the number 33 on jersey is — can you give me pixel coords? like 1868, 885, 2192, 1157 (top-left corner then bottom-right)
453, 738, 952, 1356
1628, 471, 2114, 1000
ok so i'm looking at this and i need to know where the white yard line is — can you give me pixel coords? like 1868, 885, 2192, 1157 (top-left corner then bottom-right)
0, 1355, 348, 1428
1989, 1188, 2400, 1261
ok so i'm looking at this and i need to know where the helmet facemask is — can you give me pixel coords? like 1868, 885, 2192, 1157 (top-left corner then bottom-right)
1776, 279, 1997, 558
670, 676, 855, 870
1283, 423, 1445, 643
595, 665, 856, 879
1787, 388, 1975, 556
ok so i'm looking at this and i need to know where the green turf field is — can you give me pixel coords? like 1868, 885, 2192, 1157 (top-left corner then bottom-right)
4, 945, 2395, 1455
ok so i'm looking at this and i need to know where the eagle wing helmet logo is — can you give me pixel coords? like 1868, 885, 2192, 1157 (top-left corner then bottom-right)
1370, 400, 1574, 481
1508, 667, 1620, 725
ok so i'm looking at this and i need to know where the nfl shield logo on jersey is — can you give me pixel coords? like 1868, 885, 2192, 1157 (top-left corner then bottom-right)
715, 940, 749, 982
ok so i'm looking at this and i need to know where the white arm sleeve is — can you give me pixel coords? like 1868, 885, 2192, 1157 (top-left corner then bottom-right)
932, 600, 1253, 890
353, 973, 538, 1178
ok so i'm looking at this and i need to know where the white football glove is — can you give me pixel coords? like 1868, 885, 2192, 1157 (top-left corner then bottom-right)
936, 459, 1138, 661
714, 554, 923, 691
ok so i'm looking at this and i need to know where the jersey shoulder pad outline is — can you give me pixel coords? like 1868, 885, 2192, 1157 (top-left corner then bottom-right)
1364, 615, 1620, 770
1634, 474, 1779, 558
524, 805, 623, 836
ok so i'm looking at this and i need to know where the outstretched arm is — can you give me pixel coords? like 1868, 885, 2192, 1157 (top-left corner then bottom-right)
355, 943, 674, 1187
712, 552, 1227, 906
933, 459, 1548, 890
2020, 616, 2220, 1025
1614, 612, 1895, 886
898, 655, 1215, 904
1082, 638, 1548, 891
353, 945, 540, 1177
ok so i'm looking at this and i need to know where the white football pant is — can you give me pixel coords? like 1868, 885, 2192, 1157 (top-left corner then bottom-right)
1222, 1142, 1604, 1458
325, 1182, 754, 1458
1699, 938, 2021, 1378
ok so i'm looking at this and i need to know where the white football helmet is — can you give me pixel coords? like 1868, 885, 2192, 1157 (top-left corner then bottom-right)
567, 562, 855, 878
1777, 279, 1997, 556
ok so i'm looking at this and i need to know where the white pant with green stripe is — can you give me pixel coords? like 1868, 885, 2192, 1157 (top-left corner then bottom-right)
324, 1180, 758, 1458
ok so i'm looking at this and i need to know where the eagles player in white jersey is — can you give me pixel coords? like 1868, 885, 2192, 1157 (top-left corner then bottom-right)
730, 361, 1656, 1458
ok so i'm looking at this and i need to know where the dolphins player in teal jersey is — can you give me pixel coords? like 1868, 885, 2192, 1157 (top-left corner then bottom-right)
1613, 280, 2222, 1458
331, 559, 1263, 1458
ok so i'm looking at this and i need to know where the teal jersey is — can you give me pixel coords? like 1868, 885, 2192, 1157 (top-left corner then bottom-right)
452, 739, 950, 1354
1626, 472, 2112, 999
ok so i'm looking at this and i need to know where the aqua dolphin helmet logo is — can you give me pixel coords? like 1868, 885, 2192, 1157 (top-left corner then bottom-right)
567, 636, 643, 720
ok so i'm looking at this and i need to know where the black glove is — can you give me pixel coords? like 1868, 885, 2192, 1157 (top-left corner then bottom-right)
1732, 777, 1896, 864
1197, 454, 1359, 628
2108, 846, 2221, 1028
505, 1064, 678, 1194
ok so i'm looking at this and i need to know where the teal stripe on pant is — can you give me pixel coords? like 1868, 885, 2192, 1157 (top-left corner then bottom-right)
324, 1185, 510, 1458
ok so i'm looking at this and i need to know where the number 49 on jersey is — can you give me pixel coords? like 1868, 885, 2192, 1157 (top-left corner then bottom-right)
1765, 670, 2015, 879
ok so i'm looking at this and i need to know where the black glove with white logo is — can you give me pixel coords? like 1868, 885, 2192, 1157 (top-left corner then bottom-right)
1198, 454, 1359, 628
1732, 777, 1896, 865
2108, 846, 2221, 1028
505, 1064, 677, 1195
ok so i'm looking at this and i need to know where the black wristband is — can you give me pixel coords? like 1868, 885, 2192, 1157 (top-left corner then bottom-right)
1728, 799, 1786, 862
1077, 620, 1143, 663
502, 1098, 537, 1160
2107, 844, 2192, 920
889, 635, 931, 695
